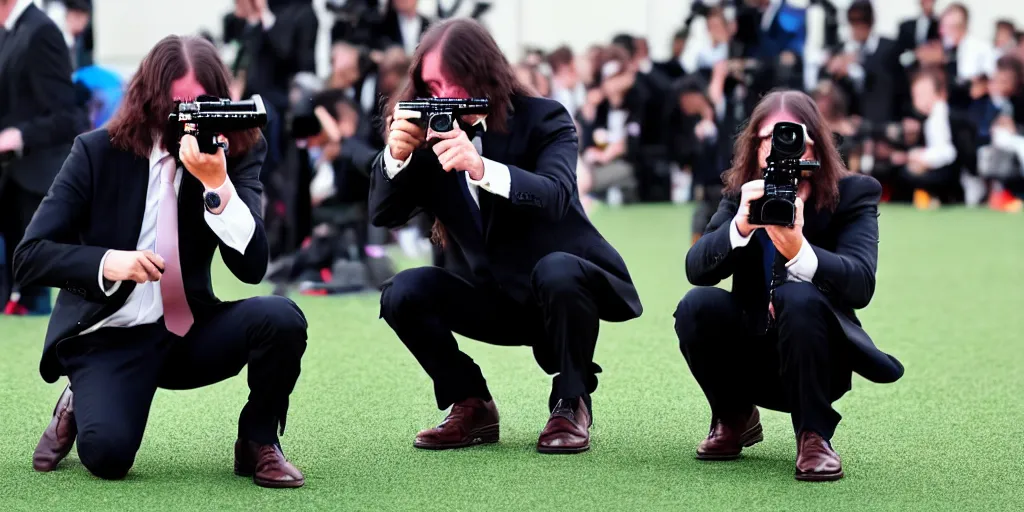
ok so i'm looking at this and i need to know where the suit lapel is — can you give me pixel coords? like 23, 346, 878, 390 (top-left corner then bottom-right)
802, 201, 832, 242
117, 152, 150, 250
479, 113, 514, 239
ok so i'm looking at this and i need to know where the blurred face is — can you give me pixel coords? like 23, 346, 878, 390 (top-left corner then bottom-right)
940, 11, 966, 46
707, 15, 729, 45
393, 0, 418, 16
576, 55, 593, 85
995, 26, 1015, 49
171, 71, 206, 103
66, 10, 90, 37
679, 92, 705, 115
849, 19, 871, 43
332, 46, 360, 85
912, 77, 942, 114
920, 0, 935, 16
992, 68, 1019, 97
671, 37, 685, 58
421, 47, 469, 98
756, 110, 817, 170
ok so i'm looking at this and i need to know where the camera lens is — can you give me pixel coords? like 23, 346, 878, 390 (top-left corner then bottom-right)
429, 113, 453, 133
778, 127, 797, 145
771, 122, 805, 159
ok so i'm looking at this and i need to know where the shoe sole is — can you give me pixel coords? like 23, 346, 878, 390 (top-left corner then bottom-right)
536, 443, 590, 454
413, 424, 499, 450
235, 466, 305, 488
695, 423, 764, 461
795, 470, 844, 482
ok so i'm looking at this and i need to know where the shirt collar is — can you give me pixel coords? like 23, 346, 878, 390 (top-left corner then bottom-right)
474, 117, 487, 132
4, 0, 33, 31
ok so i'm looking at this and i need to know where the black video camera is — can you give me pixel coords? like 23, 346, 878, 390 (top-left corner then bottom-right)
166, 94, 268, 155
748, 122, 820, 227
396, 98, 489, 133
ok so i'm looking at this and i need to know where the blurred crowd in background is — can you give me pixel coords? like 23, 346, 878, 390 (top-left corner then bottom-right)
6, 0, 1024, 308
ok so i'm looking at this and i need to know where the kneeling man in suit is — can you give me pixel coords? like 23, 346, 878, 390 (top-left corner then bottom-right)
14, 35, 308, 488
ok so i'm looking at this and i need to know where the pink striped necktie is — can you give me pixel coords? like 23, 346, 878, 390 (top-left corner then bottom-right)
155, 156, 194, 336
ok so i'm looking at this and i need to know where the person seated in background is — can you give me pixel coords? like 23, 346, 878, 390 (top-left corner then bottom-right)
14, 35, 307, 487
577, 47, 642, 205
514, 62, 551, 98
273, 91, 396, 294
370, 18, 643, 455
893, 67, 965, 209
675, 89, 904, 482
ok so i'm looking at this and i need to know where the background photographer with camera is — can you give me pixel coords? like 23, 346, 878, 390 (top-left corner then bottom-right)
370, 18, 642, 455
13, 35, 308, 488
674, 90, 904, 482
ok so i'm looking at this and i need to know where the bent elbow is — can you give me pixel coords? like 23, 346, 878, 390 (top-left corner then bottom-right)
12, 240, 39, 288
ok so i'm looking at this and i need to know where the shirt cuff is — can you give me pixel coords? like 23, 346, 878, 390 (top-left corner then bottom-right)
261, 10, 276, 30
382, 145, 412, 180
98, 249, 121, 296
729, 218, 754, 249
785, 237, 818, 282
467, 158, 512, 198
203, 179, 256, 254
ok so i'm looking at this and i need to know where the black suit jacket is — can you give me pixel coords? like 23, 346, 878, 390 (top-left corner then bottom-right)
0, 4, 89, 195
368, 95, 642, 322
242, 3, 318, 110
13, 129, 270, 383
897, 17, 938, 55
822, 37, 904, 124
685, 174, 904, 384
371, 10, 429, 51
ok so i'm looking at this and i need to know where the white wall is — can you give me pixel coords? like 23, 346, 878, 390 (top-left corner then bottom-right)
92, 0, 1024, 77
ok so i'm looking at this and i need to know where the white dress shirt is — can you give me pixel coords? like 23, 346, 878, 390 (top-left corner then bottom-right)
844, 34, 880, 92
381, 118, 513, 202
83, 142, 257, 334
728, 219, 819, 284
397, 14, 422, 56
920, 100, 958, 169
3, 0, 31, 30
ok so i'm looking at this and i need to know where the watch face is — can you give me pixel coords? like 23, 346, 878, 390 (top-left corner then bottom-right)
205, 191, 221, 209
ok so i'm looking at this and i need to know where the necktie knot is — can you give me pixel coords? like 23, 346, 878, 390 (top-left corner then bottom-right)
160, 156, 177, 185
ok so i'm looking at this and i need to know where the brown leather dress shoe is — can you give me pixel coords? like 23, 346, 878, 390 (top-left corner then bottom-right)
33, 384, 77, 472
536, 398, 591, 454
696, 407, 763, 460
234, 440, 305, 488
414, 398, 500, 450
795, 431, 843, 481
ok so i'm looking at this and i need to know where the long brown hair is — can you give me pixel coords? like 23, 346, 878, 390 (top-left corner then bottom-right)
107, 35, 260, 158
722, 89, 848, 212
385, 18, 534, 245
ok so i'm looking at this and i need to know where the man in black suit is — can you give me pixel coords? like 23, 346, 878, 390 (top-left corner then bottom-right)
897, 0, 939, 56
14, 35, 308, 488
371, 18, 642, 454
371, 0, 429, 55
674, 90, 904, 481
820, 1, 904, 125
0, 0, 89, 314
235, 0, 318, 183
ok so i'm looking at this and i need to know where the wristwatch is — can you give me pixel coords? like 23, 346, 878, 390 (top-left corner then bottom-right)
203, 190, 222, 211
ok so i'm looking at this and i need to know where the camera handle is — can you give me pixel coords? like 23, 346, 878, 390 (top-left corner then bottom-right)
199, 134, 230, 155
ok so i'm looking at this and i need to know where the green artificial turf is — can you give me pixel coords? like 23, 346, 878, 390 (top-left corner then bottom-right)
1, 203, 1022, 511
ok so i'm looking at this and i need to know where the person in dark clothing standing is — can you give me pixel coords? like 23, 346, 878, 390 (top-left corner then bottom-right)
0, 0, 90, 315
370, 18, 643, 455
